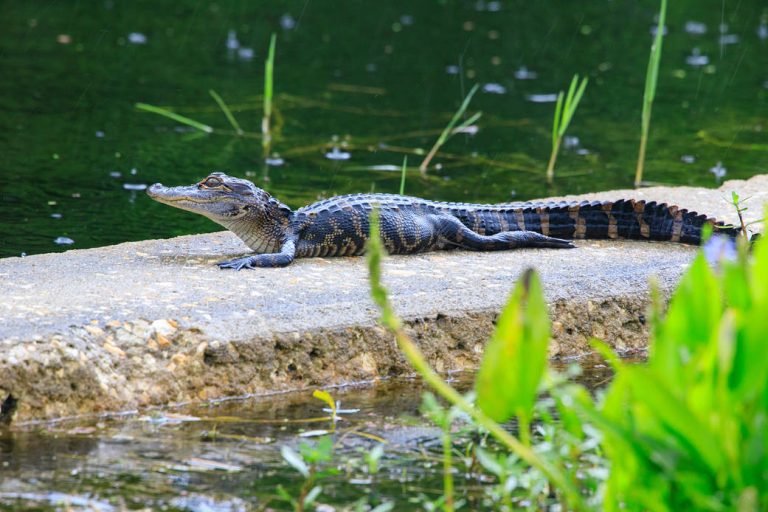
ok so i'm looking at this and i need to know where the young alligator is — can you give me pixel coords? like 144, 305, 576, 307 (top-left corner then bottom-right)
147, 172, 737, 270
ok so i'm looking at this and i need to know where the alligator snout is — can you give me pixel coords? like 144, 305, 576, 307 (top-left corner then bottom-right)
146, 183, 165, 198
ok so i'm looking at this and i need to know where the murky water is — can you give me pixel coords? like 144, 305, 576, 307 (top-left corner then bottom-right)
0, 358, 623, 511
1, 1, 767, 257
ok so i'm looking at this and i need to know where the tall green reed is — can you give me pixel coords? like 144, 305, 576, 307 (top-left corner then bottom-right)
262, 33, 277, 158
546, 74, 588, 184
634, 0, 667, 187
419, 84, 482, 174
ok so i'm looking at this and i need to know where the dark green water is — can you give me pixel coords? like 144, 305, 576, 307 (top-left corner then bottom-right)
1, 1, 767, 258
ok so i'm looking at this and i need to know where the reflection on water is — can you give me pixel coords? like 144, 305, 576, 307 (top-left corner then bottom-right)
1, 1, 767, 258
0, 357, 628, 510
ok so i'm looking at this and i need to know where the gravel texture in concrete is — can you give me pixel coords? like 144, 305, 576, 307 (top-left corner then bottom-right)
1, 175, 766, 423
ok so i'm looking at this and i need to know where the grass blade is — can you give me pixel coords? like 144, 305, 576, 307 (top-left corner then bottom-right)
262, 33, 277, 156
634, 0, 667, 187
209, 89, 243, 135
399, 156, 407, 195
419, 84, 481, 173
135, 103, 213, 133
546, 75, 587, 184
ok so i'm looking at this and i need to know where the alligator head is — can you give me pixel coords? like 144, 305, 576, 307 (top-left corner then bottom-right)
147, 172, 293, 254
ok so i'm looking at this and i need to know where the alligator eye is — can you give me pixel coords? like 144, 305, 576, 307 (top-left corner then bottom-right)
201, 176, 223, 188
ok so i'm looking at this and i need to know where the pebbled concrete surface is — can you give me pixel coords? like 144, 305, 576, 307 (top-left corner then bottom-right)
1, 175, 766, 424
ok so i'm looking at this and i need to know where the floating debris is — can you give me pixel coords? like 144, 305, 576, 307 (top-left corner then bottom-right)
400, 14, 414, 26
650, 24, 668, 37
525, 93, 558, 103
325, 147, 351, 160
576, 148, 590, 155
54, 236, 74, 245
680, 154, 696, 164
686, 48, 709, 67
454, 125, 479, 135
445, 64, 460, 75
365, 62, 377, 73
109, 171, 122, 178
226, 29, 240, 50
758, 22, 768, 40
123, 183, 147, 190
95, 130, 105, 138
265, 156, 285, 166
564, 136, 580, 149
280, 14, 296, 30
718, 33, 739, 45
56, 34, 71, 44
482, 82, 506, 94
514, 66, 537, 80
127, 32, 147, 44
237, 47, 254, 60
130, 167, 138, 175
709, 161, 727, 181
50, 213, 62, 219
684, 21, 707, 35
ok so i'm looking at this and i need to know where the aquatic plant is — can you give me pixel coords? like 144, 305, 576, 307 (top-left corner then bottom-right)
546, 74, 588, 184
134, 102, 213, 133
209, 89, 243, 135
634, 0, 667, 187
399, 156, 408, 195
366, 207, 584, 509
419, 84, 482, 174
262, 33, 277, 157
367, 205, 768, 510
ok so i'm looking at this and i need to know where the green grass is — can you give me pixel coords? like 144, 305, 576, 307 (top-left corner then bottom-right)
399, 156, 407, 195
262, 33, 277, 157
134, 102, 213, 133
546, 74, 588, 184
634, 0, 667, 187
208, 89, 243, 135
419, 84, 482, 174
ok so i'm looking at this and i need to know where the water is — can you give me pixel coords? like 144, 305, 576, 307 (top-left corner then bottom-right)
0, 358, 622, 510
1, 1, 767, 258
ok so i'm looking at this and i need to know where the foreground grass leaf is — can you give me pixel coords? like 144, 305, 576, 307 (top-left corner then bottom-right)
476, 269, 549, 423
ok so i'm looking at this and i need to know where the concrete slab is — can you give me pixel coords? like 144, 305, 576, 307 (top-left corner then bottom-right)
1, 175, 766, 423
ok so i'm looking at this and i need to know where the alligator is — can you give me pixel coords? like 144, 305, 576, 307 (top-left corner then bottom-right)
147, 172, 738, 269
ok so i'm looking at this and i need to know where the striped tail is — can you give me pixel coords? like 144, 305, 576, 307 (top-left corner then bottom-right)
514, 199, 738, 245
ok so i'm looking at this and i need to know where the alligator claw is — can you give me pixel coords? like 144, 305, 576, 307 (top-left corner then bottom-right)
217, 257, 255, 270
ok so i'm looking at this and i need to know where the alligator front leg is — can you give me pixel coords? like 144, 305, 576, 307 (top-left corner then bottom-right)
437, 216, 574, 250
217, 239, 297, 270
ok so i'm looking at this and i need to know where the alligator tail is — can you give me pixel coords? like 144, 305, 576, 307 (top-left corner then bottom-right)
516, 199, 739, 245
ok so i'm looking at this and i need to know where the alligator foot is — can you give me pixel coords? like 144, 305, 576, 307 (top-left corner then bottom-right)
217, 256, 259, 270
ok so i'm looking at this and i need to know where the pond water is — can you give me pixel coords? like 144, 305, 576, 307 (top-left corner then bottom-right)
1, 1, 767, 258
0, 358, 623, 511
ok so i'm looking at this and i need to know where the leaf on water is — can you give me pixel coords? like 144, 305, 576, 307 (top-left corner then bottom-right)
312, 389, 336, 414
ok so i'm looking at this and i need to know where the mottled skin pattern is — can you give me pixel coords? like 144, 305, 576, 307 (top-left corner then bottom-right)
147, 172, 738, 270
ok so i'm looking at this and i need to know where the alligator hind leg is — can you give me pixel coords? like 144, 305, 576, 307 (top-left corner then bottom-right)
437, 216, 574, 250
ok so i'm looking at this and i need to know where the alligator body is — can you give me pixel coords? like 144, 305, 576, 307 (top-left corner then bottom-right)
147, 172, 737, 269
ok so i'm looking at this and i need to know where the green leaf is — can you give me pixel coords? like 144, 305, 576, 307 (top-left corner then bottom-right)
475, 269, 550, 423
281, 445, 309, 477
304, 485, 322, 506
474, 446, 504, 477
